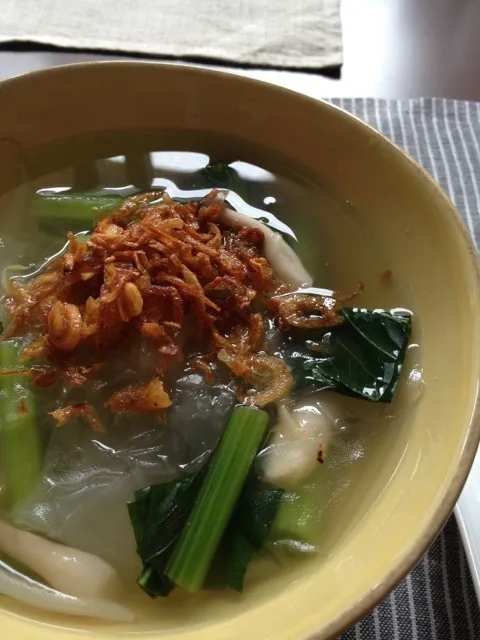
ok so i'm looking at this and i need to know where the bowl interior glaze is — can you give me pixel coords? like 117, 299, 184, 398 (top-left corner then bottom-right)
0, 62, 478, 640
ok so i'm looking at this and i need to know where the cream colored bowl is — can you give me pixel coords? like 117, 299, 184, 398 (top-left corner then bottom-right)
0, 62, 479, 640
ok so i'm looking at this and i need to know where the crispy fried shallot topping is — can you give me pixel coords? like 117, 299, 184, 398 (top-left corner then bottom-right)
50, 403, 103, 432
106, 378, 172, 413
48, 302, 83, 351
2, 191, 346, 424
63, 363, 103, 387
218, 349, 293, 408
273, 294, 343, 330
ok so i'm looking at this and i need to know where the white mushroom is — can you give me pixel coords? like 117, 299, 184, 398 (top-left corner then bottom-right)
0, 519, 121, 600
262, 396, 336, 488
219, 207, 313, 288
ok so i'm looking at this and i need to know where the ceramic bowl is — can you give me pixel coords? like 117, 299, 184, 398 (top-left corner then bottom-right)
0, 62, 479, 640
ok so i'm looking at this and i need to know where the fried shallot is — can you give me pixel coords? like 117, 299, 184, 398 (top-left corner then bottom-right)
50, 404, 103, 433
273, 293, 342, 330
2, 191, 326, 420
218, 350, 293, 408
106, 378, 172, 413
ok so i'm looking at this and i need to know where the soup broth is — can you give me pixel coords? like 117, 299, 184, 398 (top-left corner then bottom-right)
0, 133, 422, 632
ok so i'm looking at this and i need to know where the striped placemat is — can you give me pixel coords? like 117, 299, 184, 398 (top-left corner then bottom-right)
332, 98, 480, 640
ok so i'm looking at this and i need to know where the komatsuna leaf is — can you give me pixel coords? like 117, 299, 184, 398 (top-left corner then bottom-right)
127, 472, 204, 598
224, 477, 284, 592
197, 162, 249, 200
129, 472, 283, 596
288, 308, 412, 403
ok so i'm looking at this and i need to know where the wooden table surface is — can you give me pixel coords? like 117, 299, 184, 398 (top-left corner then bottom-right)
0, 0, 479, 100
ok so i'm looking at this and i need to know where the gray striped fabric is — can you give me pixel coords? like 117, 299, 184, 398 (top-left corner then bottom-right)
329, 98, 480, 639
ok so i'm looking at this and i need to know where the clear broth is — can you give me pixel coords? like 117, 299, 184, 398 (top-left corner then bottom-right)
0, 133, 422, 632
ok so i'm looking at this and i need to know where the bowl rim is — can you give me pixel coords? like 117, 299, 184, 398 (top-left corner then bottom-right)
1, 60, 480, 640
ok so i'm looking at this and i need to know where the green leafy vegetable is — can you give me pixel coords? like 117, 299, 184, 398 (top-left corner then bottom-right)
224, 477, 284, 592
0, 344, 46, 580
0, 342, 42, 509
270, 482, 323, 552
198, 162, 248, 200
127, 473, 204, 598
128, 471, 282, 597
166, 407, 269, 593
287, 308, 412, 403
30, 192, 125, 234
128, 407, 272, 597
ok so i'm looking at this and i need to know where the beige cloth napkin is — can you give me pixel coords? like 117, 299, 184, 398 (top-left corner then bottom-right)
0, 0, 342, 69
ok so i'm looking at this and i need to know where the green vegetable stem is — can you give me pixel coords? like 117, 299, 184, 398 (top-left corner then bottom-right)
166, 406, 269, 592
224, 477, 284, 592
270, 483, 323, 552
128, 474, 204, 598
30, 192, 125, 234
0, 342, 41, 509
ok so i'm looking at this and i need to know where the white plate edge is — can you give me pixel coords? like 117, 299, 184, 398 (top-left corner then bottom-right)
455, 447, 480, 605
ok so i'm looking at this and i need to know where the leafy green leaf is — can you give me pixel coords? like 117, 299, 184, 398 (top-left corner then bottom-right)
127, 472, 204, 598
224, 477, 284, 592
129, 469, 283, 597
198, 162, 248, 200
287, 308, 412, 403
137, 564, 174, 599
224, 534, 257, 593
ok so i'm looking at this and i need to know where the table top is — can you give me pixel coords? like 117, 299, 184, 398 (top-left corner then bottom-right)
1, 0, 479, 100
